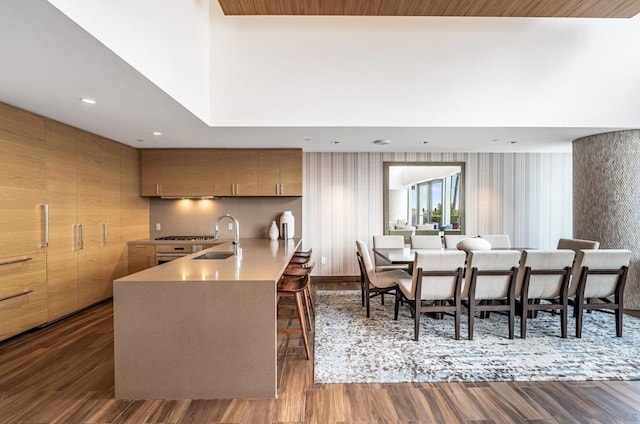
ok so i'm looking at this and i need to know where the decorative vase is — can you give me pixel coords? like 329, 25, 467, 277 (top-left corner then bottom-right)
279, 211, 295, 239
268, 221, 279, 240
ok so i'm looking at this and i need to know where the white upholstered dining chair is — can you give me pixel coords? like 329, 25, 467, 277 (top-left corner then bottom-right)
393, 250, 466, 340
516, 249, 575, 338
570, 249, 631, 338
356, 240, 411, 318
443, 234, 467, 249
479, 234, 511, 249
372, 235, 409, 271
410, 235, 442, 249
463, 250, 521, 340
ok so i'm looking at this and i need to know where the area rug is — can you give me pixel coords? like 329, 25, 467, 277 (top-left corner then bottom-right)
313, 290, 640, 384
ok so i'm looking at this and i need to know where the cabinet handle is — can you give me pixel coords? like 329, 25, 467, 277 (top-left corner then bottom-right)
73, 225, 78, 250
0, 289, 33, 303
156, 184, 161, 195
102, 223, 108, 247
42, 204, 49, 247
78, 224, 84, 250
0, 257, 33, 267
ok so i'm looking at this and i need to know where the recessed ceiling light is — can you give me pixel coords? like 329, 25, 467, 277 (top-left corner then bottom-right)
508, 141, 518, 144
373, 139, 391, 145
330, 140, 340, 144
80, 98, 96, 104
492, 139, 500, 142
419, 141, 429, 144
304, 138, 311, 142
137, 139, 144, 143
152, 131, 162, 136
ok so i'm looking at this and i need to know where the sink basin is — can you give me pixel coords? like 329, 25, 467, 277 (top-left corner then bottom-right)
193, 252, 234, 260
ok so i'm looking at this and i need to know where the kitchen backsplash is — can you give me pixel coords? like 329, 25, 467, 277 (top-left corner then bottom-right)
149, 197, 302, 240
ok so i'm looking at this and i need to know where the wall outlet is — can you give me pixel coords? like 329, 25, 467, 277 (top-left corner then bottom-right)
321, 256, 326, 264
155, 223, 161, 231
228, 223, 234, 231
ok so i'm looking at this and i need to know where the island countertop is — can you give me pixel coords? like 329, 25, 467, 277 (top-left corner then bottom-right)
116, 238, 301, 283
113, 237, 302, 400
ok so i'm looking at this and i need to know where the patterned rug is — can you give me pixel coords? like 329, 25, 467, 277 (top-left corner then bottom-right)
314, 290, 640, 384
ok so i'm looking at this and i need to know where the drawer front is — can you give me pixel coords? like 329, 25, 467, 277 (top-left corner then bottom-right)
0, 252, 47, 341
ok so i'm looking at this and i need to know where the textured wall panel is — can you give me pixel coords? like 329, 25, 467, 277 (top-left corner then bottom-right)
303, 152, 572, 276
573, 130, 640, 309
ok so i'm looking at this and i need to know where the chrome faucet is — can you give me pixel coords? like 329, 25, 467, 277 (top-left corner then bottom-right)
214, 214, 240, 253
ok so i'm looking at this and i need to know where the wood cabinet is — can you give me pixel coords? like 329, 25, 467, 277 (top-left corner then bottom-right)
213, 149, 258, 196
0, 104, 47, 259
140, 148, 302, 197
1, 102, 149, 338
45, 120, 79, 320
0, 253, 47, 341
0, 104, 48, 340
127, 244, 156, 274
257, 149, 303, 196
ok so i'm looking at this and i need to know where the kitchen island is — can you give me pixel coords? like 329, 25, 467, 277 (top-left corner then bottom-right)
113, 238, 301, 400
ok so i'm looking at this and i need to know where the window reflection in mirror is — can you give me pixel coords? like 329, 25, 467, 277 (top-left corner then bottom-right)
383, 162, 465, 235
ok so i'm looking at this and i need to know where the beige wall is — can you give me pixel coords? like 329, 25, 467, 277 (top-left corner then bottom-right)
149, 197, 302, 240
303, 152, 573, 276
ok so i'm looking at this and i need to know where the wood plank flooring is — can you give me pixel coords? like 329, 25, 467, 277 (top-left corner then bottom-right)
1, 283, 640, 423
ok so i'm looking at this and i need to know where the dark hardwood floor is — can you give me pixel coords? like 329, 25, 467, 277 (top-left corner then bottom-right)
1, 282, 640, 423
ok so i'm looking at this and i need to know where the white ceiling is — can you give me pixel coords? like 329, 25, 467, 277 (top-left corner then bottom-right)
0, 0, 638, 152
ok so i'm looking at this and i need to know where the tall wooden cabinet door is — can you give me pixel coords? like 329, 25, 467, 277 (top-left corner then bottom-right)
279, 149, 303, 196
100, 139, 123, 298
213, 150, 258, 196
76, 131, 103, 309
186, 149, 215, 196
159, 149, 188, 196
45, 120, 78, 320
140, 149, 162, 196
121, 146, 149, 245
257, 150, 281, 195
0, 111, 47, 258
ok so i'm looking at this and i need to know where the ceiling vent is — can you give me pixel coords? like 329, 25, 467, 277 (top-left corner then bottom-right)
373, 139, 391, 145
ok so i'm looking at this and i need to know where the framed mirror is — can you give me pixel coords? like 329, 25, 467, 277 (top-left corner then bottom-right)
383, 162, 465, 237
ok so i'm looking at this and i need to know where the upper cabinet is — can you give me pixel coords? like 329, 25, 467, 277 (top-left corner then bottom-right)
140, 148, 302, 197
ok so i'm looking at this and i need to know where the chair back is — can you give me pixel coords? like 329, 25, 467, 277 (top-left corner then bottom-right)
463, 250, 521, 299
355, 240, 378, 285
373, 235, 404, 266
570, 249, 631, 298
443, 234, 467, 248
479, 234, 511, 249
373, 235, 405, 248
557, 238, 600, 252
410, 235, 442, 249
411, 250, 466, 300
516, 250, 575, 298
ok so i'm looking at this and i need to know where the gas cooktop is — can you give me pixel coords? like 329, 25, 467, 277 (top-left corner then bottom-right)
155, 235, 217, 241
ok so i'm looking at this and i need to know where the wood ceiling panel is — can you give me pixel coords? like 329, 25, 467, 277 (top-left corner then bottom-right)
217, 0, 640, 18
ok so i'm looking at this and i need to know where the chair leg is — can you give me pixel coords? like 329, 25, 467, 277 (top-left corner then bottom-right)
454, 299, 461, 341
305, 283, 315, 317
414, 300, 420, 341
508, 299, 515, 340
394, 291, 400, 320
560, 304, 567, 338
616, 306, 623, 337
468, 301, 475, 341
520, 300, 528, 339
575, 298, 584, 338
294, 291, 311, 360
303, 288, 314, 332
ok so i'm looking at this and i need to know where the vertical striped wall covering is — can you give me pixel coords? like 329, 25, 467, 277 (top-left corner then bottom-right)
303, 152, 573, 276
573, 130, 640, 309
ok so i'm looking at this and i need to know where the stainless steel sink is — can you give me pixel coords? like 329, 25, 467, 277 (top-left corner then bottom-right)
193, 252, 234, 260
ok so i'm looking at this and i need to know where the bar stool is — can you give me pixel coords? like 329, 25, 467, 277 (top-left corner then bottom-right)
277, 264, 314, 360
293, 248, 312, 258
283, 254, 315, 320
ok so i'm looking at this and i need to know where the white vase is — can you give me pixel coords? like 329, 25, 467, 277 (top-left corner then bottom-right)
279, 211, 295, 239
268, 221, 279, 240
